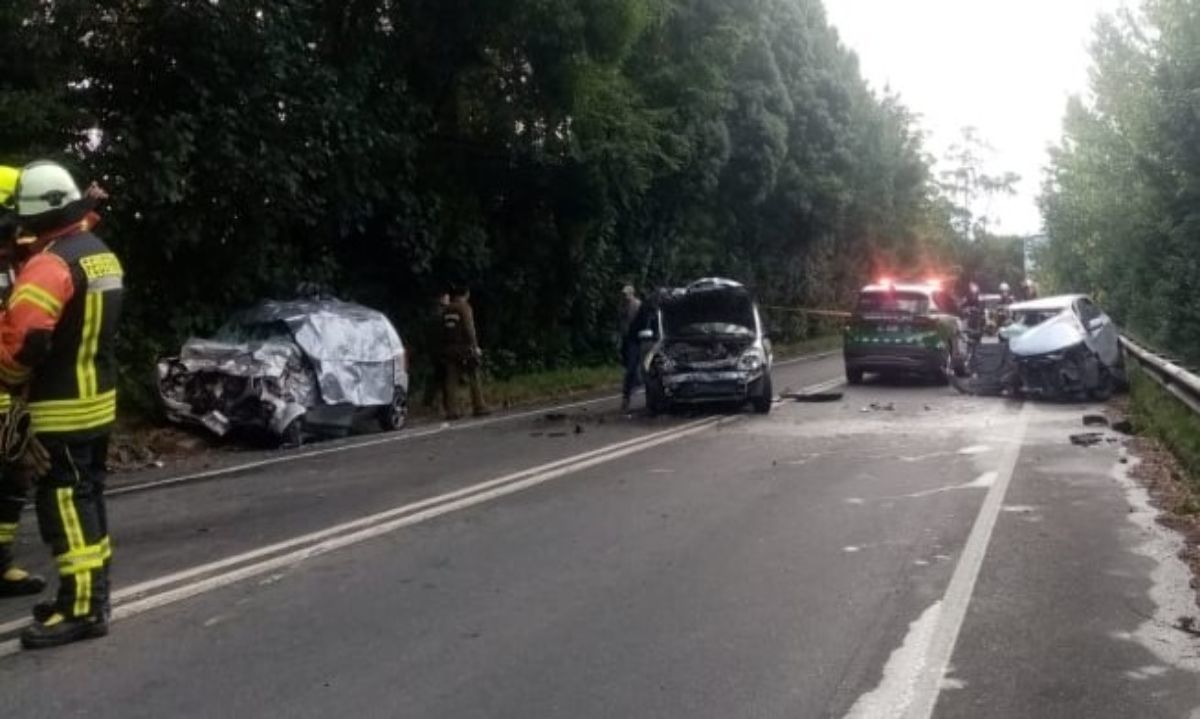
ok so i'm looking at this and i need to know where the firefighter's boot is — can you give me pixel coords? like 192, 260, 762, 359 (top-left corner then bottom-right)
20, 610, 108, 649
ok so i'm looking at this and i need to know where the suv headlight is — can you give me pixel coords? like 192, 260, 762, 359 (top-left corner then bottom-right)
738, 350, 765, 372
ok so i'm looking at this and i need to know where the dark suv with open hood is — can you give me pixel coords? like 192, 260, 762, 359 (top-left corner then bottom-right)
642, 278, 773, 415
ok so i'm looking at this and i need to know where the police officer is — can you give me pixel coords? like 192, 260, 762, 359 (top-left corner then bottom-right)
0, 161, 123, 649
441, 285, 489, 420
0, 165, 46, 599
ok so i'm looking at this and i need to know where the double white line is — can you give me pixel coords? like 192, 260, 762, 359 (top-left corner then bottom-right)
0, 375, 841, 654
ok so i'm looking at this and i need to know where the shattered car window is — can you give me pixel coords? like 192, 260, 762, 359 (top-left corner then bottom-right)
856, 291, 929, 315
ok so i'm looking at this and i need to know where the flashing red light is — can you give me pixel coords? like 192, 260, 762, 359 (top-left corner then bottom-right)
925, 277, 943, 290
877, 277, 893, 288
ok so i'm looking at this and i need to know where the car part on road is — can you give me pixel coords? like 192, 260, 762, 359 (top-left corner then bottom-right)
780, 391, 844, 402
1082, 414, 1109, 427
1070, 432, 1106, 447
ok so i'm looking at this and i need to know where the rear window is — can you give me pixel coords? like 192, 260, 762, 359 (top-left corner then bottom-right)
856, 291, 930, 315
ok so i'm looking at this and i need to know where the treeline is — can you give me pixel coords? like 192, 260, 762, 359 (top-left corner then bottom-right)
3, 0, 963, 404
1040, 0, 1200, 364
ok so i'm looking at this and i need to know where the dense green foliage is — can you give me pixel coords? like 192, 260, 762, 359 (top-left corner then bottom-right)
1040, 0, 1200, 364
3, 0, 976, 405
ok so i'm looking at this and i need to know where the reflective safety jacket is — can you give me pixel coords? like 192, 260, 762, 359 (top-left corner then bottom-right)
0, 222, 123, 438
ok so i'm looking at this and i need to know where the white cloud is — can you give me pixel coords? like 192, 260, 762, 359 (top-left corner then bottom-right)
822, 0, 1128, 235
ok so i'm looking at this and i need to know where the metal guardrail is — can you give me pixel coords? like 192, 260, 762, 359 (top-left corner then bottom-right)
1120, 335, 1200, 415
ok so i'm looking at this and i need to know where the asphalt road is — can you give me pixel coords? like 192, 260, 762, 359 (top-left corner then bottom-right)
0, 352, 1197, 718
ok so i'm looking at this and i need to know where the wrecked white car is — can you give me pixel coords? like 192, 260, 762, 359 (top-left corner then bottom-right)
1002, 294, 1123, 399
642, 278, 773, 415
158, 299, 409, 443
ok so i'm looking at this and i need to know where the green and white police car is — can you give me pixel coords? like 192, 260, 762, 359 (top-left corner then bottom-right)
843, 280, 966, 385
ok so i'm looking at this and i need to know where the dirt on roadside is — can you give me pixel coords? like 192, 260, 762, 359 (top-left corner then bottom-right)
1111, 398, 1200, 611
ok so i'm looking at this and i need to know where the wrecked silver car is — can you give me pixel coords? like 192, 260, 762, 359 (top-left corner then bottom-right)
642, 278, 773, 415
1002, 294, 1123, 399
158, 299, 409, 442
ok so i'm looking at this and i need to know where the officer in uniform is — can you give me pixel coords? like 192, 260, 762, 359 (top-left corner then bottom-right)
0, 166, 46, 598
441, 286, 489, 420
0, 161, 123, 649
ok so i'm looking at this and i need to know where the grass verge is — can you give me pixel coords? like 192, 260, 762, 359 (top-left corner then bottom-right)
1129, 365, 1200, 501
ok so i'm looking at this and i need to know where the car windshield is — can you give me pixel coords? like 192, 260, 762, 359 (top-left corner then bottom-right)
856, 290, 930, 315
1011, 309, 1060, 328
662, 290, 756, 337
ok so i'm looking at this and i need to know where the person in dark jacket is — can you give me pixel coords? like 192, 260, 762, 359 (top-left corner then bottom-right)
420, 290, 450, 410
441, 286, 489, 419
618, 285, 642, 412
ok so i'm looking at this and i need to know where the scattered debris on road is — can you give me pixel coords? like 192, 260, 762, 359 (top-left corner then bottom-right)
1111, 418, 1134, 435
1083, 414, 1109, 427
861, 402, 896, 412
1070, 432, 1106, 447
781, 391, 844, 402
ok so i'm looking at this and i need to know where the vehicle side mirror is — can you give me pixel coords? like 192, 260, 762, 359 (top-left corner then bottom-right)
1087, 317, 1105, 332
637, 329, 654, 341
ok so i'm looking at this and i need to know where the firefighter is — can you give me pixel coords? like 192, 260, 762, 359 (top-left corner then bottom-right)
0, 165, 46, 599
441, 285, 489, 420
0, 160, 123, 649
998, 282, 1015, 306
1021, 278, 1039, 301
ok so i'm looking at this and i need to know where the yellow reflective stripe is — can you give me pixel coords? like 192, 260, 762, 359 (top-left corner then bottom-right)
99, 535, 112, 561
0, 394, 11, 411
76, 292, 102, 398
0, 522, 17, 544
0, 361, 29, 386
56, 547, 106, 573
9, 284, 63, 318
30, 390, 116, 433
75, 571, 90, 617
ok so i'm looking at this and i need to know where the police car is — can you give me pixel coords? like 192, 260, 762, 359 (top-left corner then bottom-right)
843, 279, 966, 385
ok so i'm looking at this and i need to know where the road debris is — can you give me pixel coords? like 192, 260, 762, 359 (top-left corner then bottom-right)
1083, 414, 1109, 427
544, 412, 567, 422
780, 391, 844, 402
862, 402, 896, 412
1111, 418, 1134, 435
1070, 432, 1105, 447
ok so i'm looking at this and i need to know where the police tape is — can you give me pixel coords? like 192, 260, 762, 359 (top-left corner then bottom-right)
759, 305, 852, 319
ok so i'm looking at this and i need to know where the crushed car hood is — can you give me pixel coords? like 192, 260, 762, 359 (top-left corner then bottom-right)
1008, 309, 1086, 357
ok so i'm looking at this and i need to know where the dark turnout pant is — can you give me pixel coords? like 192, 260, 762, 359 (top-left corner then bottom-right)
443, 357, 486, 417
35, 437, 111, 618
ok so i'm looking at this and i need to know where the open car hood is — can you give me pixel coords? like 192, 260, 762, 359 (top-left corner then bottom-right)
661, 287, 756, 338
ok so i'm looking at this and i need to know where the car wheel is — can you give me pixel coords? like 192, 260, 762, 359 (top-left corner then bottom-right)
281, 418, 304, 448
933, 346, 953, 386
378, 387, 408, 431
1089, 371, 1114, 402
646, 385, 668, 416
846, 366, 864, 385
752, 373, 773, 414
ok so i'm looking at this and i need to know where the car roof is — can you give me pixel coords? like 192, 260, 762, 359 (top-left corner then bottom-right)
1007, 294, 1087, 312
686, 277, 745, 291
860, 283, 936, 295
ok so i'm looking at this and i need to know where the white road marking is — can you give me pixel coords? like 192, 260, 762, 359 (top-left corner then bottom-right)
844, 405, 1029, 718
891, 472, 998, 500
111, 351, 840, 497
0, 375, 844, 653
845, 601, 944, 719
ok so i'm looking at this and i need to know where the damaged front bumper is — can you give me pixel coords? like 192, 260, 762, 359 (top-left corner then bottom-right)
654, 369, 766, 403
1014, 344, 1107, 399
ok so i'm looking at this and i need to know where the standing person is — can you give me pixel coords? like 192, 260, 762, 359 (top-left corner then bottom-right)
441, 286, 489, 420
420, 290, 451, 410
0, 160, 123, 649
1021, 278, 1039, 301
0, 165, 45, 599
618, 285, 642, 413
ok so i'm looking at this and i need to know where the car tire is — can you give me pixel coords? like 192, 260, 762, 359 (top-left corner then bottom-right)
281, 418, 305, 448
846, 366, 864, 385
932, 346, 952, 386
751, 373, 773, 414
378, 387, 408, 431
1089, 371, 1114, 402
646, 385, 669, 416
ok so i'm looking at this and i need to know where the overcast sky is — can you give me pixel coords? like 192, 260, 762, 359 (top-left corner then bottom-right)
822, 0, 1127, 236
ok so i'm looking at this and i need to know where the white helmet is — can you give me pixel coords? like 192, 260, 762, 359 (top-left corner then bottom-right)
15, 161, 81, 218
999, 282, 1010, 293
